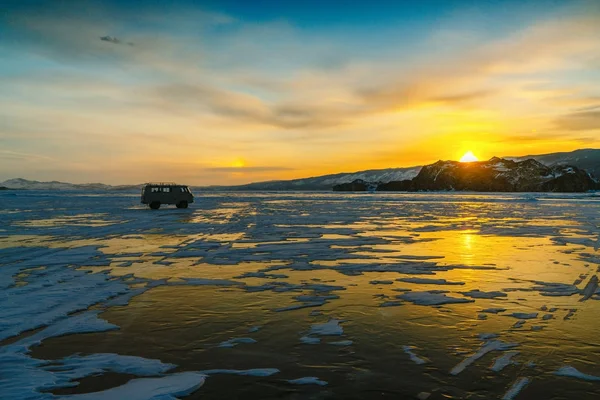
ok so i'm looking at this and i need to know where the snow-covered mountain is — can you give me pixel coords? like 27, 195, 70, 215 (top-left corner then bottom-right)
2, 149, 598, 191
212, 166, 422, 191
507, 148, 600, 179
0, 178, 138, 191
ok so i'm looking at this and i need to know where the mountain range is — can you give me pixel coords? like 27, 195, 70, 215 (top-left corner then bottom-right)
1, 148, 599, 191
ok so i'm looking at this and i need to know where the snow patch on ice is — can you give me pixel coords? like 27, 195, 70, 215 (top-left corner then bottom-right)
399, 291, 474, 306
310, 319, 344, 336
450, 340, 519, 375
397, 277, 465, 285
63, 371, 207, 400
201, 368, 279, 377
218, 337, 257, 348
490, 351, 519, 372
554, 366, 600, 381
501, 377, 530, 400
288, 377, 328, 386
402, 346, 428, 365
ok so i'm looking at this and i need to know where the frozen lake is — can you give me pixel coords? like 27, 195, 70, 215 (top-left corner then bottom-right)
1, 191, 600, 399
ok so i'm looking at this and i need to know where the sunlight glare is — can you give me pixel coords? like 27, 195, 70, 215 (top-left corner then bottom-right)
460, 151, 478, 163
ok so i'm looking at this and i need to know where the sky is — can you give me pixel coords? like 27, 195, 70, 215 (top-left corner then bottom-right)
1, 0, 600, 185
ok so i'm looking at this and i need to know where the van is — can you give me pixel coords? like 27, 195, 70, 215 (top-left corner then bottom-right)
141, 183, 194, 209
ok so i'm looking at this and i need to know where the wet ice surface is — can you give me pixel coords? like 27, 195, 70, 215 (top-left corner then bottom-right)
1, 191, 600, 399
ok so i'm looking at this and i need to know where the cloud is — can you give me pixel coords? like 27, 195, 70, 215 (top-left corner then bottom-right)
100, 35, 133, 46
205, 166, 293, 172
555, 111, 600, 131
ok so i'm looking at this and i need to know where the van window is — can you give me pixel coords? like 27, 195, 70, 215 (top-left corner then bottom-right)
151, 187, 159, 193
180, 187, 186, 192
162, 187, 171, 193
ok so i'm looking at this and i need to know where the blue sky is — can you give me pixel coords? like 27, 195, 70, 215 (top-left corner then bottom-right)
1, 0, 599, 184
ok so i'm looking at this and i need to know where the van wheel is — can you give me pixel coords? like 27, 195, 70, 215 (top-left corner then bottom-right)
149, 202, 160, 210
176, 201, 188, 209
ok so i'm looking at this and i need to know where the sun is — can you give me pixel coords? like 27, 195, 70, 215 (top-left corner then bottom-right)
231, 158, 246, 168
459, 151, 478, 163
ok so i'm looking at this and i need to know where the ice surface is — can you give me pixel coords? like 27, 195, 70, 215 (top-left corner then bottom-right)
450, 340, 519, 375
170, 278, 245, 286
501, 377, 530, 400
218, 337, 257, 348
481, 308, 506, 314
478, 333, 499, 340
380, 301, 403, 307
554, 366, 600, 381
580, 275, 598, 301
288, 377, 328, 386
490, 351, 519, 372
397, 277, 465, 285
63, 371, 207, 400
310, 319, 344, 336
399, 291, 474, 306
329, 340, 353, 346
2, 190, 600, 398
402, 346, 428, 365
509, 313, 538, 319
531, 282, 579, 297
300, 336, 321, 344
460, 290, 507, 299
201, 368, 279, 377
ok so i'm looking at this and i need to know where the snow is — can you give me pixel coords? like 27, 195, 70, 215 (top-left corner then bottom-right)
460, 290, 507, 299
218, 337, 257, 348
300, 336, 321, 344
501, 377, 531, 400
399, 291, 475, 306
288, 377, 328, 386
509, 313, 538, 319
200, 368, 279, 377
450, 340, 520, 375
402, 346, 428, 365
63, 372, 207, 400
329, 340, 353, 346
554, 366, 600, 381
480, 308, 506, 314
490, 351, 519, 372
310, 319, 344, 336
397, 277, 465, 285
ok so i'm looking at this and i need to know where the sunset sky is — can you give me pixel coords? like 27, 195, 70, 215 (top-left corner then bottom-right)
1, 0, 600, 185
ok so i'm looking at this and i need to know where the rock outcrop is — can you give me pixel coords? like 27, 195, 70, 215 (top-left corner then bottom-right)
335, 157, 598, 192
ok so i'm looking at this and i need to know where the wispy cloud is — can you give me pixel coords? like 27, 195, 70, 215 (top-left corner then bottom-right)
555, 111, 600, 131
